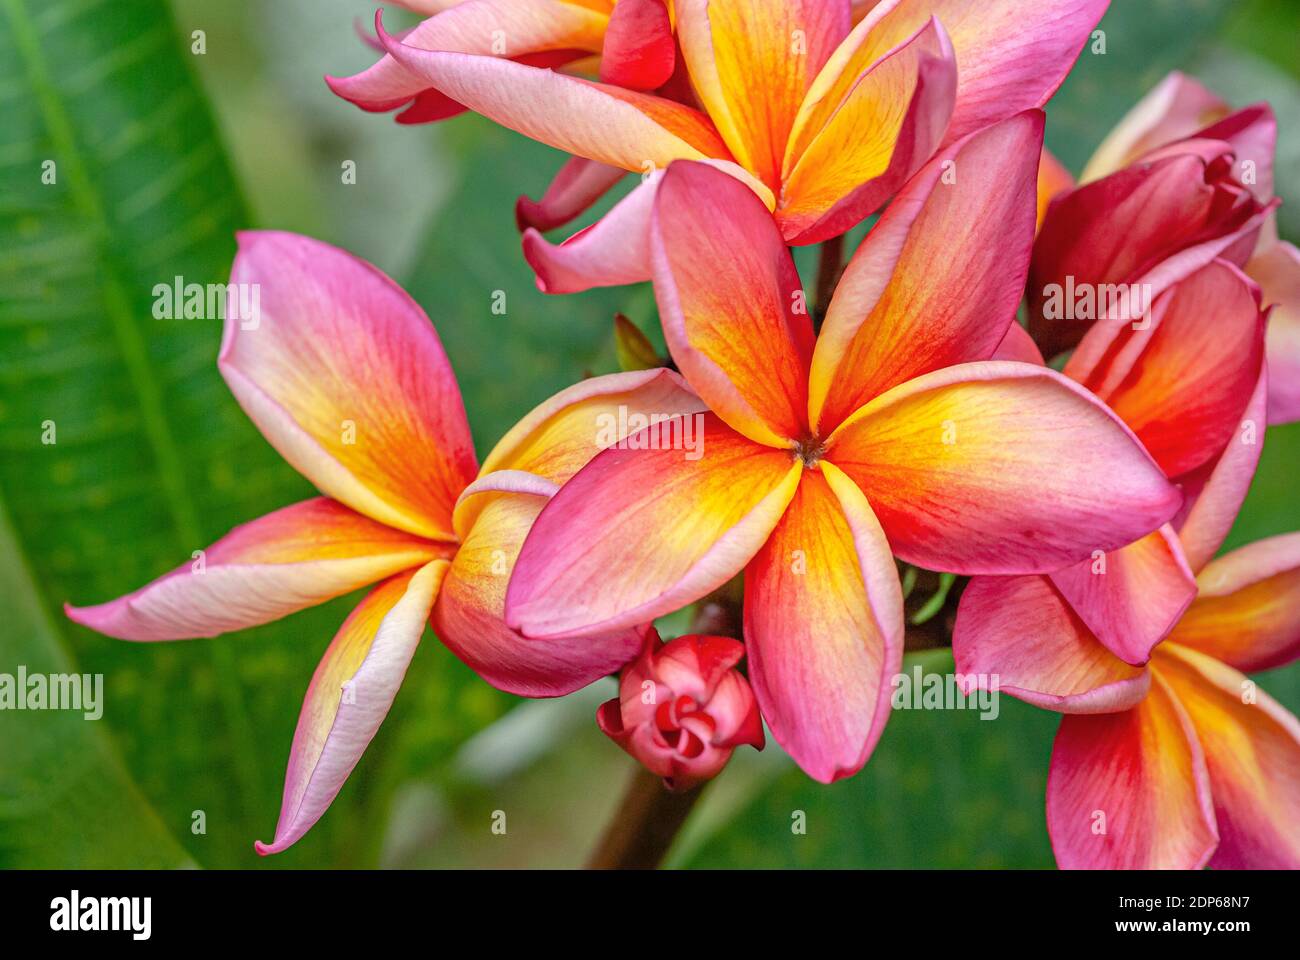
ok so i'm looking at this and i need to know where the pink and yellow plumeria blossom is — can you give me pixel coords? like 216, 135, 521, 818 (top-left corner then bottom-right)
954, 423, 1300, 868
974, 258, 1268, 668
504, 114, 1183, 783
65, 231, 705, 855
345, 0, 1109, 248
1029, 72, 1299, 424
598, 628, 765, 789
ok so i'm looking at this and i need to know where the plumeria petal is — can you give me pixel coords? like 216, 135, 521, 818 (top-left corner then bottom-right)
992, 321, 1044, 364
778, 16, 956, 245
1248, 240, 1300, 424
515, 156, 626, 233
1167, 533, 1300, 672
809, 111, 1042, 433
221, 231, 477, 540
823, 0, 1108, 148
1064, 259, 1265, 480
1048, 527, 1197, 666
1081, 71, 1229, 183
256, 559, 448, 855
522, 160, 774, 294
825, 362, 1181, 574
1030, 149, 1272, 357
744, 463, 904, 782
506, 414, 802, 639
1046, 672, 1218, 869
328, 0, 608, 117
1175, 368, 1268, 573
650, 161, 814, 446
436, 479, 645, 696
373, 14, 731, 171
676, 0, 851, 190
1157, 643, 1300, 869
599, 0, 675, 90
953, 574, 1151, 713
65, 499, 450, 641
458, 367, 705, 535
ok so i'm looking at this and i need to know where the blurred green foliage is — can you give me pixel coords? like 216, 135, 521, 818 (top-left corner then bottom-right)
0, 0, 1296, 869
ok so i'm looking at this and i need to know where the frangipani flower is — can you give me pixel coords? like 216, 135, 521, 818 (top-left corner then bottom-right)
1029, 71, 1299, 425
346, 0, 1109, 249
597, 628, 764, 789
955, 265, 1299, 868
65, 231, 704, 854
504, 114, 1182, 782
971, 258, 1267, 668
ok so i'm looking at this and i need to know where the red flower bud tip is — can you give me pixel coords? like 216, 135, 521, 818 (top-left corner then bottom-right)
597, 628, 764, 790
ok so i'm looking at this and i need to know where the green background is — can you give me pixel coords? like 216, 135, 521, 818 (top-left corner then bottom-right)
0, 0, 1296, 868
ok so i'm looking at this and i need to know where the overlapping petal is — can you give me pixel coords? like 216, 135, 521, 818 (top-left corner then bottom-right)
825, 363, 1181, 574
1157, 644, 1300, 869
515, 156, 626, 233
826, 0, 1109, 146
1248, 240, 1300, 424
65, 499, 450, 641
777, 17, 956, 244
435, 482, 645, 696
1167, 534, 1300, 672
650, 162, 814, 446
1048, 527, 1196, 666
953, 574, 1150, 713
256, 560, 448, 855
676, 0, 851, 190
1065, 259, 1265, 479
374, 16, 732, 171
598, 0, 675, 90
507, 414, 802, 638
328, 1, 609, 117
221, 231, 477, 540
1175, 368, 1268, 573
744, 463, 903, 782
809, 111, 1042, 433
1046, 673, 1217, 869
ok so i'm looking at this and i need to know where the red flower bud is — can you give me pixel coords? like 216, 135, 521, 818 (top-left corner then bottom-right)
597, 628, 764, 790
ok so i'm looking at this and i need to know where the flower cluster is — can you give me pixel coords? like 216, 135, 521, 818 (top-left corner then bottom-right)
68, 0, 1299, 868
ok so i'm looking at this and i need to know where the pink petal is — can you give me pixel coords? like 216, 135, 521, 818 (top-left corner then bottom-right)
515, 156, 626, 233
1046, 673, 1218, 870
809, 111, 1043, 434
649, 161, 814, 446
1157, 643, 1300, 869
744, 464, 904, 781
222, 231, 477, 540
825, 362, 1181, 574
953, 574, 1151, 713
65, 499, 450, 641
1168, 533, 1300, 673
256, 560, 448, 855
598, 0, 675, 90
1048, 527, 1197, 666
1248, 239, 1300, 424
506, 414, 802, 639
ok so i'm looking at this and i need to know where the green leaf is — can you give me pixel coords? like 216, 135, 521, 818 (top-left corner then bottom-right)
0, 0, 407, 868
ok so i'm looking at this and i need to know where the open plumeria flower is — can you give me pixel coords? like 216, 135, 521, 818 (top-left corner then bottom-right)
503, 113, 1184, 783
66, 231, 704, 854
335, 0, 1109, 249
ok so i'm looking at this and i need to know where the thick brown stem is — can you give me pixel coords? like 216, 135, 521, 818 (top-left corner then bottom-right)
586, 769, 704, 869
813, 234, 845, 333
